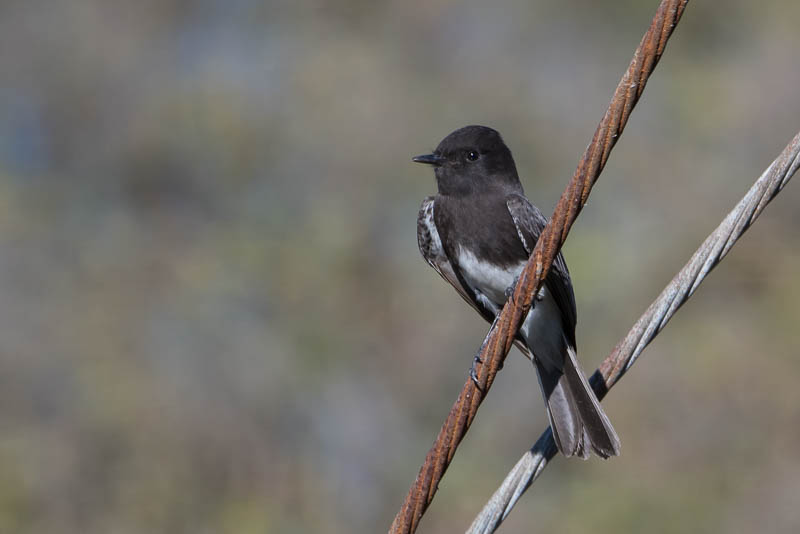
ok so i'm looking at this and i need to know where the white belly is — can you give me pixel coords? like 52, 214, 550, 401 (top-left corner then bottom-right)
457, 245, 565, 369
456, 246, 524, 306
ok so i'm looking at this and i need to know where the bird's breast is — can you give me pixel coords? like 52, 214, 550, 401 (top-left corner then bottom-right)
456, 245, 527, 305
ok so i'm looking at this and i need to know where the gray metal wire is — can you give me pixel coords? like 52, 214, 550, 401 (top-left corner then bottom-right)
467, 130, 800, 534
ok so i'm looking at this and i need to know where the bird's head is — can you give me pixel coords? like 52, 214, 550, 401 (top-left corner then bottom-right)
413, 125, 522, 197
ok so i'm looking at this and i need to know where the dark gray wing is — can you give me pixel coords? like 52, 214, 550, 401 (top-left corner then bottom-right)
506, 193, 577, 347
418, 196, 531, 357
417, 197, 488, 318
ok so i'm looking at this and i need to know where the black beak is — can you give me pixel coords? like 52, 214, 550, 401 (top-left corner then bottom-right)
412, 153, 445, 166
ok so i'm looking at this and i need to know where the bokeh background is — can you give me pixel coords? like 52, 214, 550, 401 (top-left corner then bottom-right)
1, 1, 799, 532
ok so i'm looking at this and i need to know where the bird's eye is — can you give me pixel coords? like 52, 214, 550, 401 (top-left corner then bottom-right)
466, 150, 480, 162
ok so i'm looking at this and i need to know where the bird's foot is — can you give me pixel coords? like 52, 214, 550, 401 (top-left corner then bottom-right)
469, 354, 484, 392
505, 275, 546, 306
504, 275, 520, 300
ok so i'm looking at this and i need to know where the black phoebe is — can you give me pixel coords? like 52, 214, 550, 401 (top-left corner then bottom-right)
413, 125, 620, 459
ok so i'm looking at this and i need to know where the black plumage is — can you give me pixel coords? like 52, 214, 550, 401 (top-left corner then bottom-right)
414, 125, 619, 459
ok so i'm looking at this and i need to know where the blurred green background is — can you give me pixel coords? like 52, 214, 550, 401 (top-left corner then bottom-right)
1, 1, 800, 532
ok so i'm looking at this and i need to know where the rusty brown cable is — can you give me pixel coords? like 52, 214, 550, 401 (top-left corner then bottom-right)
390, 1, 690, 532
469, 131, 800, 533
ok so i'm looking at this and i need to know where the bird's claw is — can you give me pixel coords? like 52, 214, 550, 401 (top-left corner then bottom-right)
504, 275, 520, 300
469, 354, 484, 392
505, 275, 546, 307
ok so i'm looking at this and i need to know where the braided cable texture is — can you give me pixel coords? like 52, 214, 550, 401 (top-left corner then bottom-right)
468, 131, 800, 534
389, 1, 689, 532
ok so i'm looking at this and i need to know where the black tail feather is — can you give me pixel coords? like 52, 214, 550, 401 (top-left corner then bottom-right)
533, 345, 620, 459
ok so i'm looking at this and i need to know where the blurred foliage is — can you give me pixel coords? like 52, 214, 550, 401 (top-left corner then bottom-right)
1, 0, 799, 532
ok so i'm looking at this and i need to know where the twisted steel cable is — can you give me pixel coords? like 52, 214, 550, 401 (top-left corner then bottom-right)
468, 131, 800, 534
390, 1, 690, 532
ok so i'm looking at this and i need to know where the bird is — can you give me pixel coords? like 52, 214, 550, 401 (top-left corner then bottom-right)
413, 125, 620, 459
